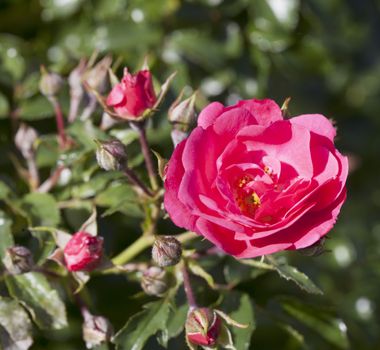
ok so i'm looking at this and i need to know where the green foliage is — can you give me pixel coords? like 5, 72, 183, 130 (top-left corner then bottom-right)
5, 272, 67, 330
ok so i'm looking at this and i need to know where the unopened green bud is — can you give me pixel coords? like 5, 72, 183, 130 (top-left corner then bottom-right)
3, 246, 34, 274
95, 139, 128, 171
141, 266, 171, 297
39, 66, 63, 97
15, 123, 38, 160
168, 92, 197, 132
152, 236, 182, 267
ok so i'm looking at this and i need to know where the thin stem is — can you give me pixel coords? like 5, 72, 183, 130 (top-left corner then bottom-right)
37, 165, 65, 193
26, 158, 40, 191
111, 231, 198, 267
123, 168, 153, 197
182, 263, 197, 308
111, 235, 155, 266
80, 95, 97, 120
49, 96, 67, 149
135, 123, 159, 191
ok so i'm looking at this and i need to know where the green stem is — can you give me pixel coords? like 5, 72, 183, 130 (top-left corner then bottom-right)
111, 231, 198, 266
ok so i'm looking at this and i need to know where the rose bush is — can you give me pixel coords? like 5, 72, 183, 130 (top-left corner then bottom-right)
164, 98, 348, 258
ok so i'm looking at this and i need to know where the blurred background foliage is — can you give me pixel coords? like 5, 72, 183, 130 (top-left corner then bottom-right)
0, 0, 379, 349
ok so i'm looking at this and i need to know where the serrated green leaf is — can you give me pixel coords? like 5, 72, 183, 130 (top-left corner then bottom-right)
0, 296, 33, 350
157, 303, 188, 348
5, 272, 67, 330
220, 292, 255, 350
266, 256, 323, 295
20, 193, 60, 227
18, 96, 54, 121
224, 257, 269, 285
95, 182, 143, 218
0, 210, 14, 260
280, 298, 349, 349
113, 299, 171, 350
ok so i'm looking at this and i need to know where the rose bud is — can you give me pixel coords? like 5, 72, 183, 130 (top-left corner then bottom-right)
3, 246, 34, 274
106, 68, 156, 119
83, 56, 112, 91
186, 308, 221, 347
82, 311, 113, 349
39, 65, 63, 97
168, 92, 197, 131
152, 236, 182, 267
170, 129, 188, 147
95, 139, 128, 171
141, 266, 171, 297
15, 123, 38, 160
63, 231, 104, 272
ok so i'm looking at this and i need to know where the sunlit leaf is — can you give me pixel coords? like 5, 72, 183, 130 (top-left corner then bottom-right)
113, 298, 171, 350
5, 272, 67, 330
0, 296, 33, 350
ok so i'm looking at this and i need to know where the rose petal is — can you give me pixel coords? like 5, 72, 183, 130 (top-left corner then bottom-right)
106, 84, 125, 106
290, 114, 336, 141
237, 98, 283, 126
197, 102, 225, 129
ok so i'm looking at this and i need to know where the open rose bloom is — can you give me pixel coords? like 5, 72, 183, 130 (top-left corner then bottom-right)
164, 99, 348, 258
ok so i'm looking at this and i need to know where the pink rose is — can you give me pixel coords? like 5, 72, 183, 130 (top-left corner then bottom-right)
106, 68, 156, 119
164, 98, 348, 258
64, 232, 104, 271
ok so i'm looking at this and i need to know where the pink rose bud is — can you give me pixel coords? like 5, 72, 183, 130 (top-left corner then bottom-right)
186, 308, 221, 347
3, 246, 34, 274
82, 311, 114, 349
106, 68, 156, 119
15, 123, 38, 160
152, 236, 182, 267
141, 266, 171, 297
63, 232, 104, 272
39, 65, 63, 97
95, 139, 128, 171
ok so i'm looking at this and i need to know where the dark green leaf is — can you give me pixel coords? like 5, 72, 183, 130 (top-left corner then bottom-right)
220, 292, 255, 350
0, 92, 10, 119
18, 96, 54, 121
95, 182, 143, 218
113, 299, 171, 350
157, 303, 188, 348
0, 210, 14, 261
5, 272, 67, 330
0, 296, 33, 350
224, 257, 269, 285
280, 298, 349, 349
266, 256, 323, 295
20, 193, 60, 227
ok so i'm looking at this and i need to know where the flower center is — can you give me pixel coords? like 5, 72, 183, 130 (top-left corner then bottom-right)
234, 176, 261, 216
